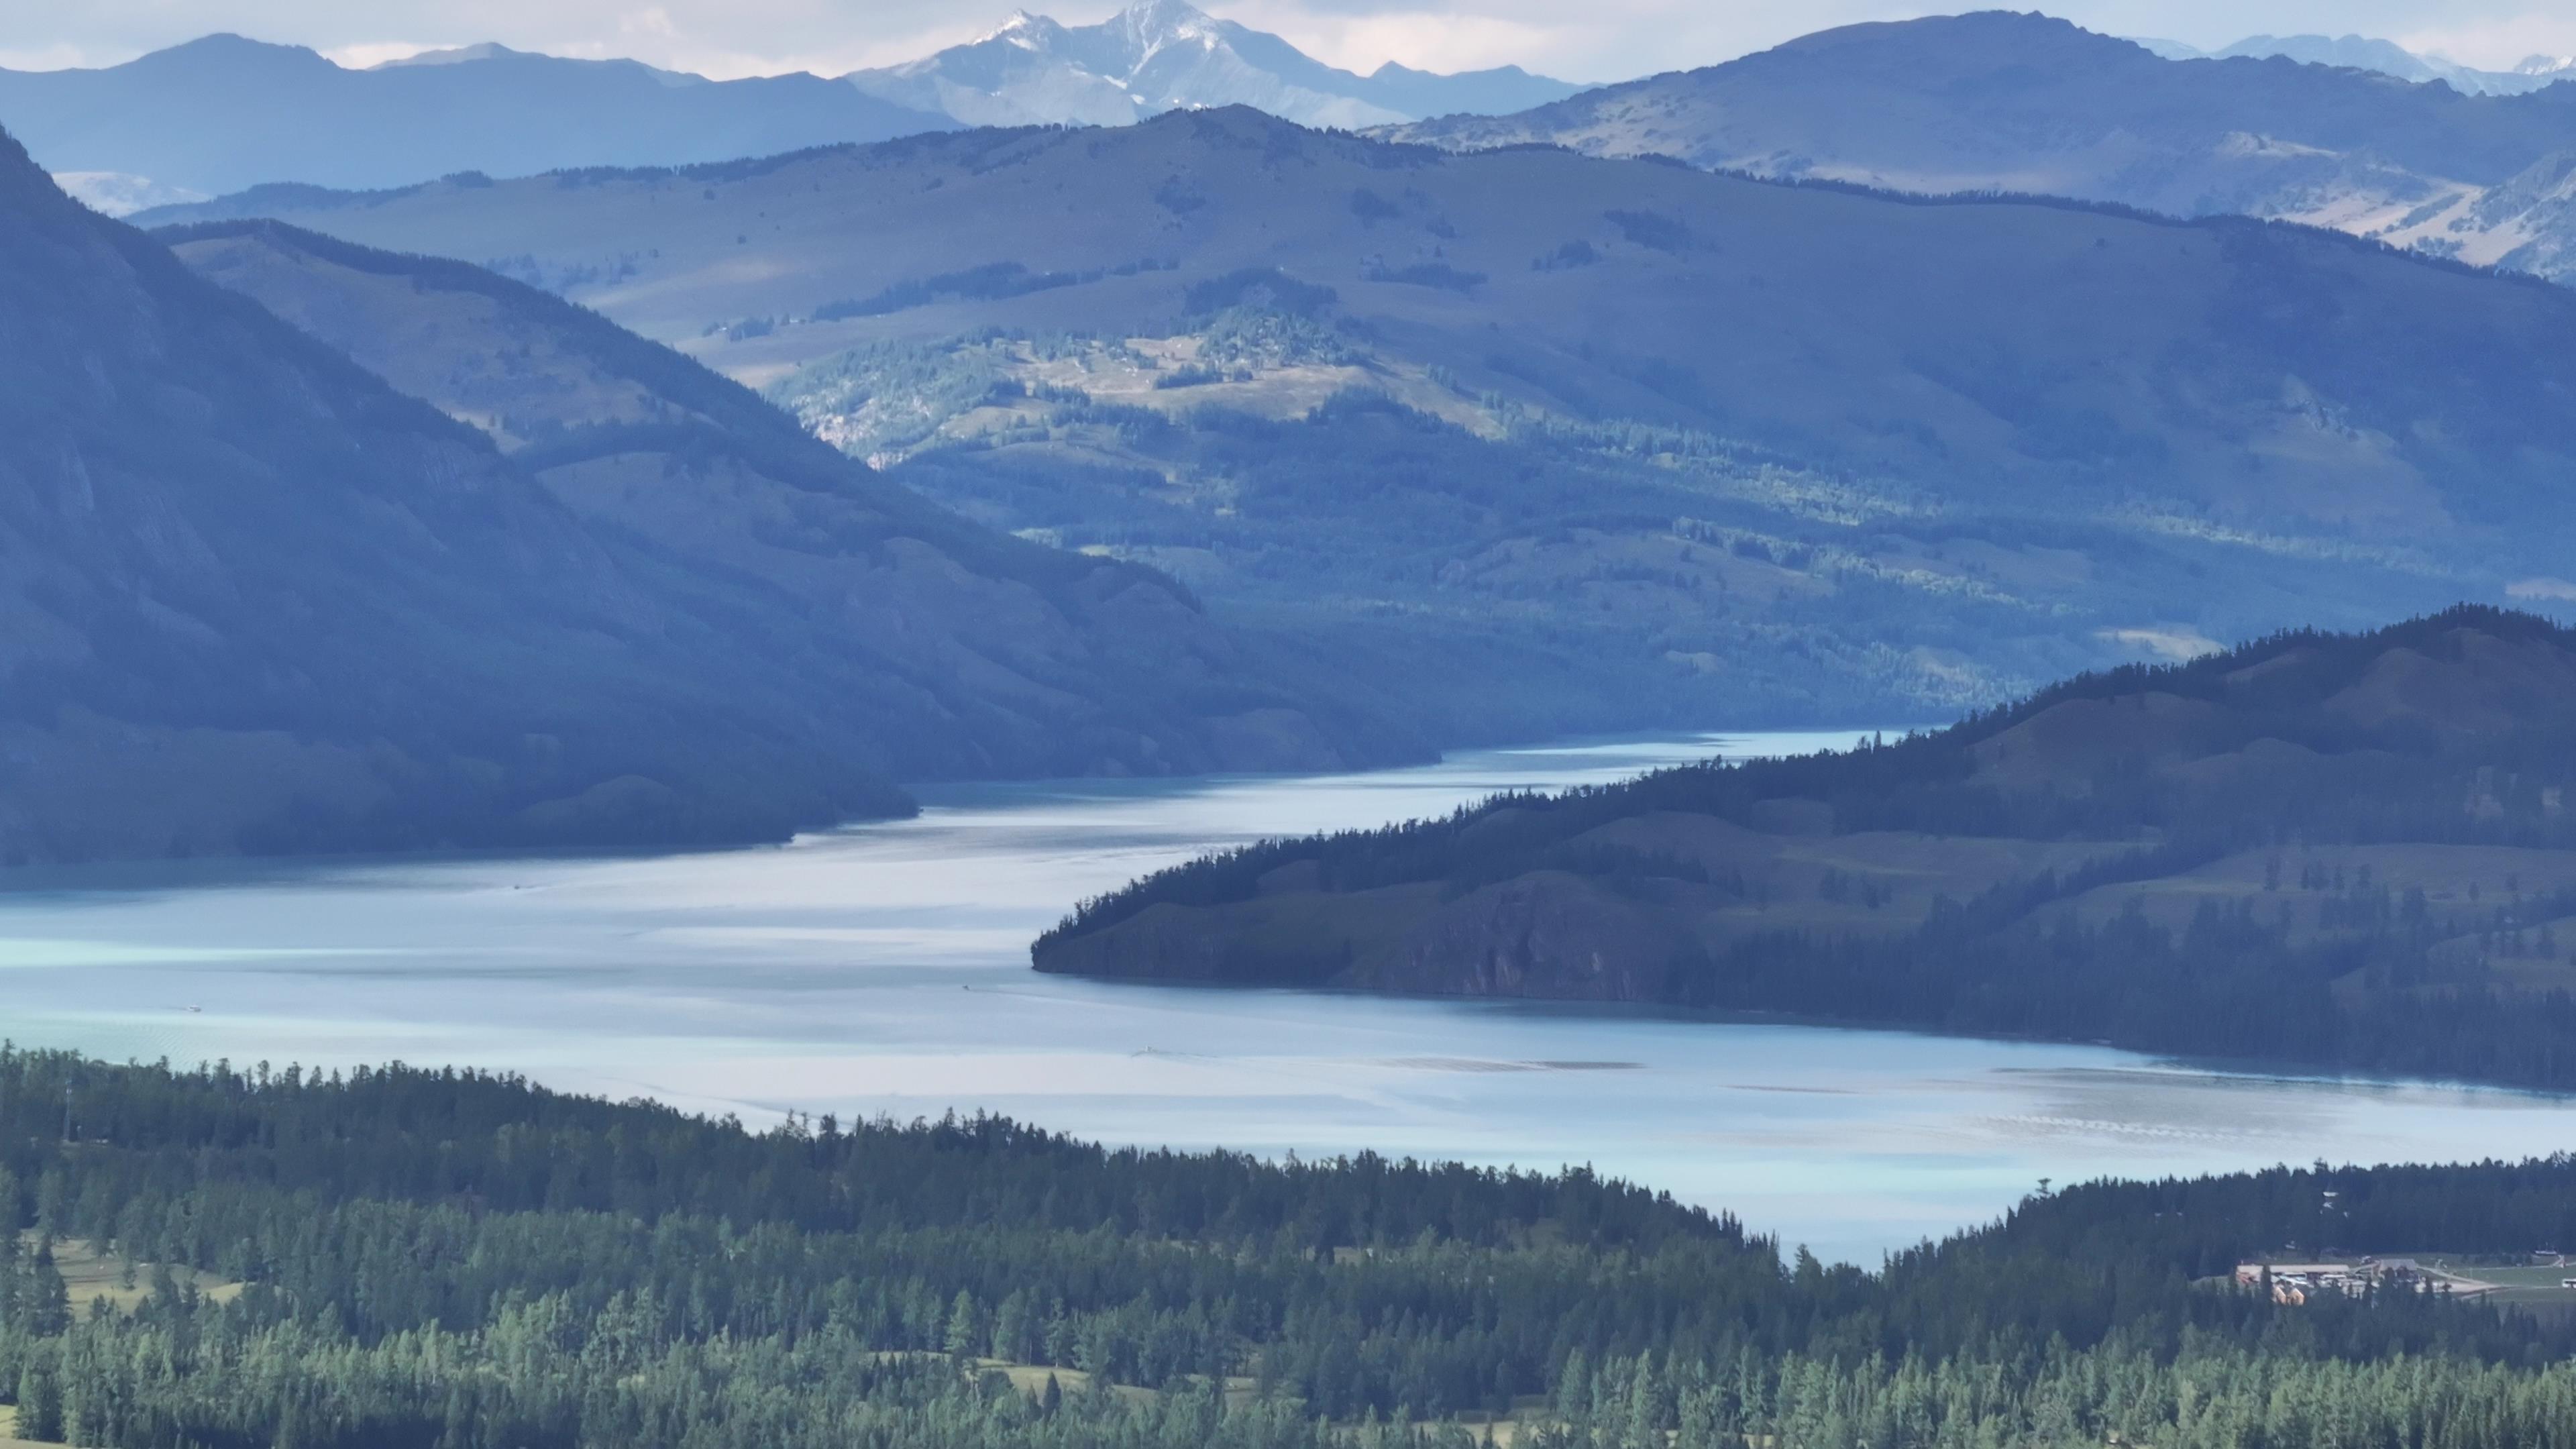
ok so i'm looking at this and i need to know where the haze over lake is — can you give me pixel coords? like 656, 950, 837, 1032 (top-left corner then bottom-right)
5, 730, 2571, 1264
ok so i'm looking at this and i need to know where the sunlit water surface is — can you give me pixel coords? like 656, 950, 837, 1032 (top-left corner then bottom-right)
4, 730, 2572, 1263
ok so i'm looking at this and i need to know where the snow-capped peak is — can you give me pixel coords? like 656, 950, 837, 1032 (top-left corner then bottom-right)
980, 10, 1060, 50
1113, 0, 1221, 63
2514, 54, 2576, 77
844, 0, 1576, 133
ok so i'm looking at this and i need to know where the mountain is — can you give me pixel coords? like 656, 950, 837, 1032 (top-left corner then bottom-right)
1385, 13, 2576, 288
843, 0, 1580, 129
0, 5, 1572, 205
2143, 33, 2576, 95
129, 107, 2576, 733
166, 216, 1399, 770
0, 129, 1397, 863
0, 33, 951, 202
1035, 606, 2576, 1092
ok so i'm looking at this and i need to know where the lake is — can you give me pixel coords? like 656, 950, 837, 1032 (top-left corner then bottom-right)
4, 729, 2573, 1264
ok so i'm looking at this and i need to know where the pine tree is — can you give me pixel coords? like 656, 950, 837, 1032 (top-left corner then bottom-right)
15, 1362, 62, 1442
25, 1240, 68, 1336
945, 1289, 980, 1358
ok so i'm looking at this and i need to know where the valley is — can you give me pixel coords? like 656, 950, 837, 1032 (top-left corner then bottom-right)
7, 9, 2576, 1446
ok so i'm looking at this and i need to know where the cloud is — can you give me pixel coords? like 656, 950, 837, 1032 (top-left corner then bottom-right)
2397, 11, 2576, 66
1225, 0, 1905, 82
1250, 7, 1573, 74
319, 41, 446, 68
0, 43, 105, 70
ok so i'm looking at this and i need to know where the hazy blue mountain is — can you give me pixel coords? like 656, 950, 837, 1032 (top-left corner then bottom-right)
0, 125, 1404, 863
844, 0, 1580, 128
1386, 13, 2576, 286
131, 108, 2576, 731
0, 33, 951, 202
1, 4, 1571, 206
2145, 33, 2576, 95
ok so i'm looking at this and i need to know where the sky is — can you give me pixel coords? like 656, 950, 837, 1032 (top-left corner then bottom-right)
3, 0, 2571, 85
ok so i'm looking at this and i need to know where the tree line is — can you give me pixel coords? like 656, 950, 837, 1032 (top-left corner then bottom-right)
5, 1049, 2576, 1444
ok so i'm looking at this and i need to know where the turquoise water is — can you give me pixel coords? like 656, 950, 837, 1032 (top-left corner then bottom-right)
3, 729, 2571, 1263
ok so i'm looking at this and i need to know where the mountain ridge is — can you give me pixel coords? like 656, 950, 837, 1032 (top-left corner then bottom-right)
121, 105, 2576, 732
1383, 11, 2576, 288
2143, 32, 2576, 95
0, 31, 955, 204
0, 122, 904, 858
1, 3, 1578, 205
155, 213, 1410, 781
0, 125, 1408, 862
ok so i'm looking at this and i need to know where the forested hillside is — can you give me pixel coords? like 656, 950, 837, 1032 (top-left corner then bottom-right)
0, 131, 1401, 865
160, 219, 1403, 784
133, 107, 2576, 725
5, 1049, 2576, 1448
1039, 608, 2576, 1091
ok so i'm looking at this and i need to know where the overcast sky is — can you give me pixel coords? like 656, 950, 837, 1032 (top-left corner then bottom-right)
5, 0, 2572, 85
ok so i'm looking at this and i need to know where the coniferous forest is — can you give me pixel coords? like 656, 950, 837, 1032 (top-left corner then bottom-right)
5, 1048, 2576, 1448
1036, 608, 2576, 1092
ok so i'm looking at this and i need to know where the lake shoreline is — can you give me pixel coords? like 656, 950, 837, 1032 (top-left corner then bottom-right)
4, 727, 2573, 1266
1037, 971, 2576, 1105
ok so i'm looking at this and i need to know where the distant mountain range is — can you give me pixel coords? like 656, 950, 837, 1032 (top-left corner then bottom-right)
845, 0, 1577, 130
1385, 13, 2576, 288
0, 121, 1405, 863
132, 107, 2576, 731
0, 1, 1574, 207
2136, 33, 2575, 96
0, 34, 951, 205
